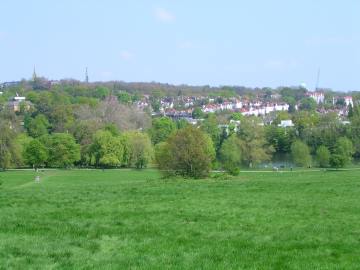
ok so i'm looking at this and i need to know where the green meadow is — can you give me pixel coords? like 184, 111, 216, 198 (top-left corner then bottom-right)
1, 169, 360, 269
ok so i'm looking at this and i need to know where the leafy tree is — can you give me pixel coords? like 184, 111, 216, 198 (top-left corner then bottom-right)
42, 133, 80, 168
90, 130, 123, 168
14, 133, 33, 167
125, 132, 153, 169
201, 113, 221, 153
230, 112, 243, 121
272, 111, 291, 126
27, 114, 51, 138
192, 108, 205, 119
316, 145, 330, 168
329, 154, 347, 169
175, 119, 189, 129
117, 91, 132, 104
50, 105, 74, 132
219, 134, 242, 175
333, 137, 354, 166
291, 140, 311, 167
299, 97, 317, 111
24, 139, 48, 170
71, 119, 103, 166
104, 123, 120, 136
94, 86, 110, 100
238, 117, 274, 167
149, 117, 176, 145
156, 126, 215, 178
0, 121, 21, 170
266, 126, 295, 154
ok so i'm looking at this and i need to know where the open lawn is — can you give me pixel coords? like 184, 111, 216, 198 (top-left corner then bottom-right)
1, 169, 360, 269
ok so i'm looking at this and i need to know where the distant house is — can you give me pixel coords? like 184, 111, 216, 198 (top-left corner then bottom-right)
344, 96, 354, 107
0, 81, 21, 89
307, 91, 324, 104
0, 91, 3, 95
8, 96, 31, 112
278, 120, 294, 128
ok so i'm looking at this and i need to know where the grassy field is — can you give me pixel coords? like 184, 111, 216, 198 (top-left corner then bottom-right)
1, 169, 360, 269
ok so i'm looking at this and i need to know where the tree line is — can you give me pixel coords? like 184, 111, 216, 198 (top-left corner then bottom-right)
1, 82, 360, 178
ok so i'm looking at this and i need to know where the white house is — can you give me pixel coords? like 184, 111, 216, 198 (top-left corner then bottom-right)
307, 91, 324, 104
278, 120, 294, 128
344, 96, 353, 107
14, 96, 26, 101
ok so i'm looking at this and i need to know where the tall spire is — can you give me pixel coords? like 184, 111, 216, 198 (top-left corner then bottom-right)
85, 67, 89, 83
32, 66, 37, 81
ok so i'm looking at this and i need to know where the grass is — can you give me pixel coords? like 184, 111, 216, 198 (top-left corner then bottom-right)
1, 169, 360, 269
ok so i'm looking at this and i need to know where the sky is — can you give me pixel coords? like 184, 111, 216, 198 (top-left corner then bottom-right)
0, 0, 359, 91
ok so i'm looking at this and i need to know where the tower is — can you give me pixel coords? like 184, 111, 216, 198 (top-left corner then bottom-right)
85, 67, 89, 83
315, 68, 320, 91
32, 66, 37, 81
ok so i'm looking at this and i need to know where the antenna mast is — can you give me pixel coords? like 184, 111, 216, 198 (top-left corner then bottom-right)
85, 67, 89, 83
315, 68, 320, 91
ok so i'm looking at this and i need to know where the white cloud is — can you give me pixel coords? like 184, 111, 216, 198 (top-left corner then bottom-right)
154, 7, 175, 23
120, 50, 133, 61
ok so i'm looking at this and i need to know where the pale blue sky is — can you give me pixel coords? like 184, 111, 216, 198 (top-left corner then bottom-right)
1, 0, 359, 91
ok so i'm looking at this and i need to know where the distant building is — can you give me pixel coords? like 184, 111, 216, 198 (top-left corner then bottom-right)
278, 120, 294, 128
14, 96, 26, 101
344, 96, 353, 107
307, 91, 324, 104
0, 81, 21, 89
8, 96, 31, 112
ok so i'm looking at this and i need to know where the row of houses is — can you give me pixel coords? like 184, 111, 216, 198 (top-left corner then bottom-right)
307, 91, 353, 106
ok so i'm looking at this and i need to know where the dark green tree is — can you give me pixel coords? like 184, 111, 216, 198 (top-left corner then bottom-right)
156, 126, 215, 178
42, 133, 80, 168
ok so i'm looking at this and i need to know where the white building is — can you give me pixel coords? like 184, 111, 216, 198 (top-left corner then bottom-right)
278, 120, 294, 128
14, 96, 26, 101
344, 96, 353, 107
308, 91, 324, 104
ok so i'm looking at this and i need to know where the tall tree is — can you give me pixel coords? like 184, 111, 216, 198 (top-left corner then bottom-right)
125, 132, 154, 169
291, 140, 311, 167
238, 117, 273, 167
219, 134, 242, 175
24, 139, 48, 170
0, 121, 21, 170
41, 133, 80, 168
90, 130, 124, 168
149, 117, 176, 145
27, 114, 51, 138
156, 126, 215, 178
316, 145, 330, 168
